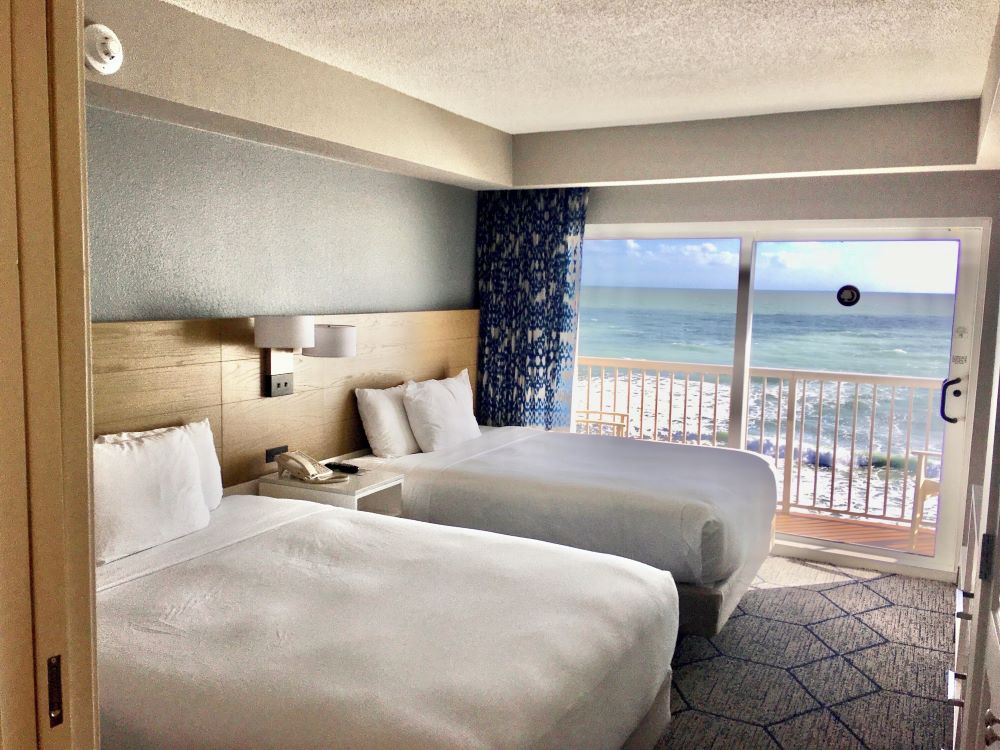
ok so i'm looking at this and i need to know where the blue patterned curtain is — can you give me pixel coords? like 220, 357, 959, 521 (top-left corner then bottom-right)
476, 188, 589, 429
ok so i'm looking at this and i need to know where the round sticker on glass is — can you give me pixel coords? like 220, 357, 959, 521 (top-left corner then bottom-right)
836, 285, 861, 307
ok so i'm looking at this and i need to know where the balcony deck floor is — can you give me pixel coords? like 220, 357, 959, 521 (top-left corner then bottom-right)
775, 511, 936, 557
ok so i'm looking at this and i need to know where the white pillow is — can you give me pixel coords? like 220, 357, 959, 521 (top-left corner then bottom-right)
402, 369, 481, 453
96, 419, 223, 511
92, 429, 209, 564
355, 384, 421, 458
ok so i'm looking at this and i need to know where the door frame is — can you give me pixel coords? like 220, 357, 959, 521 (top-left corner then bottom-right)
0, 0, 38, 745
3, 0, 97, 747
960, 417, 1000, 747
584, 217, 992, 578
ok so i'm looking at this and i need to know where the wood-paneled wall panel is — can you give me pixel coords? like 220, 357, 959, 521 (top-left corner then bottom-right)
92, 310, 479, 486
222, 390, 365, 485
316, 310, 480, 347
218, 317, 256, 362
92, 362, 221, 424
91, 319, 221, 373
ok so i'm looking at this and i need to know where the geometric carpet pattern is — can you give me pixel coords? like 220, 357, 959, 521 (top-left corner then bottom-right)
658, 556, 954, 749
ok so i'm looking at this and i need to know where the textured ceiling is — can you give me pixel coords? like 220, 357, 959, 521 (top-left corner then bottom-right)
160, 0, 1000, 133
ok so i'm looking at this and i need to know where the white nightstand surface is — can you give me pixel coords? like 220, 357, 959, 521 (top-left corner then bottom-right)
261, 469, 401, 497
258, 469, 404, 515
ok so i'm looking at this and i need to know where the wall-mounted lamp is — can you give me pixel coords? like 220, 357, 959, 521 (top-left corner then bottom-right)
254, 315, 316, 349
303, 325, 357, 358
254, 315, 314, 397
254, 318, 357, 397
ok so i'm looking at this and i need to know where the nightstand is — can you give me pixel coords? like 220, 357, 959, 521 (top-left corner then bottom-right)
258, 469, 404, 517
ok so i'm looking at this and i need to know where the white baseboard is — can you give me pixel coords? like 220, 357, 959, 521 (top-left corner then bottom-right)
773, 537, 957, 582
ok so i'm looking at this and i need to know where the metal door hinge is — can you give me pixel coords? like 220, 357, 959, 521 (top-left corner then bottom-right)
47, 655, 62, 727
956, 587, 974, 620
981, 533, 995, 581
947, 669, 967, 707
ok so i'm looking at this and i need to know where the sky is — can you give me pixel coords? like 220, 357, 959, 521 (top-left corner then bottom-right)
581, 238, 960, 294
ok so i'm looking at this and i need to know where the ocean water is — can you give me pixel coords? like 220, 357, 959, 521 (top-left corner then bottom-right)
575, 287, 956, 527
578, 287, 955, 378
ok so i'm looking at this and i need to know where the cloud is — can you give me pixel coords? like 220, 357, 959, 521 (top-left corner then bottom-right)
674, 242, 738, 267
582, 238, 959, 293
581, 238, 742, 289
754, 241, 958, 293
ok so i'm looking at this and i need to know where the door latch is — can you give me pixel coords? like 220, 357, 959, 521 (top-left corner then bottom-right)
47, 655, 63, 727
981, 533, 995, 581
940, 376, 962, 424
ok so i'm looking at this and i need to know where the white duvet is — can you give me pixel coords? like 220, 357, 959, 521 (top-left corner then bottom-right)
97, 495, 678, 750
366, 427, 778, 586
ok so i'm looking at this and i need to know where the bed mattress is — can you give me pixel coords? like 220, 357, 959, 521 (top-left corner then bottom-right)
97, 495, 678, 750
362, 427, 778, 586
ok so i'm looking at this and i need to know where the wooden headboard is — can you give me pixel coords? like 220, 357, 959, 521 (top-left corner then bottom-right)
91, 310, 479, 486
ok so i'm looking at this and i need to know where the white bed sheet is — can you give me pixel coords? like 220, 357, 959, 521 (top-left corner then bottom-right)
356, 427, 777, 586
98, 495, 678, 750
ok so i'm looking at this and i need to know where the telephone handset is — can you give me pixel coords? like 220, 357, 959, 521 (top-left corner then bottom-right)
276, 450, 349, 484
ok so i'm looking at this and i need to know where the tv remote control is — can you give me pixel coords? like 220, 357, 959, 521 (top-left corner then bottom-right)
324, 461, 360, 474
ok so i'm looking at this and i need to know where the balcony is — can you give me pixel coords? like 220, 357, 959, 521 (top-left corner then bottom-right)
575, 356, 943, 555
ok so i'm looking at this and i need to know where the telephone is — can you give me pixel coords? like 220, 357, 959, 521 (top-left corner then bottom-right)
276, 450, 349, 484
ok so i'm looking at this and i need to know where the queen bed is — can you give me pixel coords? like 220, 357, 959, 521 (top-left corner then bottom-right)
350, 425, 778, 636
98, 494, 679, 750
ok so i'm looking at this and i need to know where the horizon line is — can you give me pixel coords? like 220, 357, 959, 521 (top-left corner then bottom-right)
581, 285, 955, 294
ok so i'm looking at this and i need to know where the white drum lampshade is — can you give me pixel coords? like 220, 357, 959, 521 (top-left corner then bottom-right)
253, 315, 316, 349
303, 325, 357, 358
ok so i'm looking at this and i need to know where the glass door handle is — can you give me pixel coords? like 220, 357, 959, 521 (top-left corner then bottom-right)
941, 376, 962, 424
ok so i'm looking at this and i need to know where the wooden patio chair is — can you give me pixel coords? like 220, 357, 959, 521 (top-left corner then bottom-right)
909, 449, 941, 550
574, 410, 629, 438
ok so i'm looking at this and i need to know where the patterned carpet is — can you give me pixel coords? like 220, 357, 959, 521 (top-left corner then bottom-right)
658, 556, 954, 750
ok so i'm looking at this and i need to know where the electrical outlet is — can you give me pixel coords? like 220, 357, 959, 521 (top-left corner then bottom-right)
265, 373, 294, 397
265, 445, 288, 464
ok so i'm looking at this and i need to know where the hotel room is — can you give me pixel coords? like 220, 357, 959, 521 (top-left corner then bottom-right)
5, 1, 1000, 749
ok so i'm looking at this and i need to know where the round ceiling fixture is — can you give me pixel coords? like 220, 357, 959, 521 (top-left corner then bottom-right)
84, 24, 123, 76
836, 285, 861, 307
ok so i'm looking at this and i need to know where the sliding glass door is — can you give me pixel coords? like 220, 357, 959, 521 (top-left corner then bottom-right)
749, 239, 960, 558
578, 221, 985, 575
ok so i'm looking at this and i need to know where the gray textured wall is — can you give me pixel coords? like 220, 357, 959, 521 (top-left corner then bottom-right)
86, 106, 477, 321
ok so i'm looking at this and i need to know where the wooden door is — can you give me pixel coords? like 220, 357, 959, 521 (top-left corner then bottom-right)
2, 0, 97, 747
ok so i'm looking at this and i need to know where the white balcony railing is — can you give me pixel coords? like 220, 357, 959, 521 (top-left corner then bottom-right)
574, 356, 944, 541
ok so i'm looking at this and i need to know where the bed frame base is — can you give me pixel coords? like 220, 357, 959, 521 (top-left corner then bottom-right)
676, 524, 775, 637
621, 672, 673, 750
